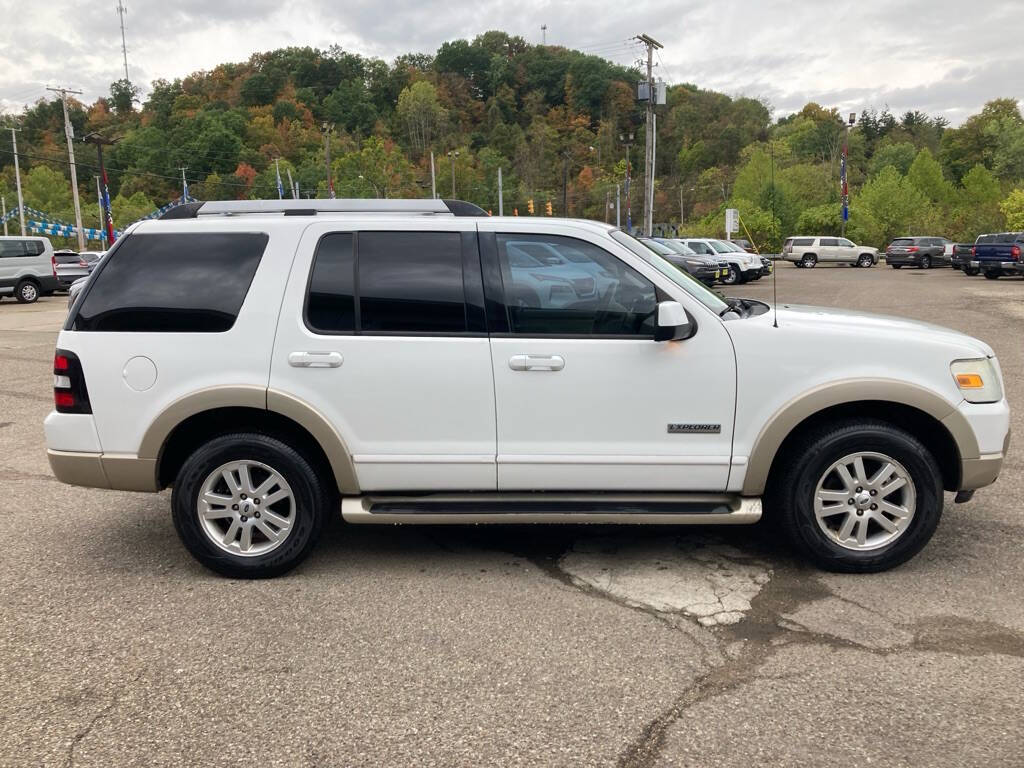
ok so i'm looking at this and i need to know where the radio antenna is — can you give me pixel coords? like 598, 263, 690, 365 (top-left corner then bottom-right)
771, 139, 779, 328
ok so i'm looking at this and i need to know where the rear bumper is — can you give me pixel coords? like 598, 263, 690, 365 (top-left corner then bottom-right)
47, 449, 159, 492
976, 261, 1024, 272
886, 255, 922, 266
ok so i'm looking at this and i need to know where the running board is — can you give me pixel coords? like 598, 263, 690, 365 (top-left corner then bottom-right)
341, 494, 761, 525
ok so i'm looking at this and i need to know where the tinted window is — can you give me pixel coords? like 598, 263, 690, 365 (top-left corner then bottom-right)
55, 253, 82, 264
793, 238, 814, 246
74, 232, 267, 332
358, 231, 466, 333
820, 238, 838, 246
497, 233, 657, 336
891, 238, 913, 246
0, 239, 44, 258
838, 238, 854, 247
684, 241, 713, 254
306, 233, 355, 333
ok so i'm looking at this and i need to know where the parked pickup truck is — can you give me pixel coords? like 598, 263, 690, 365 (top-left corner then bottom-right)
951, 243, 977, 274
971, 232, 1024, 279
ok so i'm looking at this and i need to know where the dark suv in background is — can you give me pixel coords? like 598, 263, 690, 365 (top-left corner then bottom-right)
951, 243, 977, 273
885, 237, 951, 269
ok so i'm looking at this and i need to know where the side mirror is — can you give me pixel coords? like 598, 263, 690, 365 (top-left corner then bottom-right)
655, 300, 694, 341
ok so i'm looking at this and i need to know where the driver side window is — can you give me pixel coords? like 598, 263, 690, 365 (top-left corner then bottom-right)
496, 233, 657, 336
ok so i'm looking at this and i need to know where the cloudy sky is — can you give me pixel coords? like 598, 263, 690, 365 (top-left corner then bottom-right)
2, 0, 1020, 125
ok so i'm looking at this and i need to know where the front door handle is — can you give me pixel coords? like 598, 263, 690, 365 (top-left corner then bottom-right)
289, 351, 343, 368
509, 354, 565, 372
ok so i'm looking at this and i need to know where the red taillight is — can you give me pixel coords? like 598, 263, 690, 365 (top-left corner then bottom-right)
51, 255, 57, 276
53, 349, 91, 414
907, 246, 919, 252
54, 391, 76, 408
1012, 245, 1021, 260
971, 246, 976, 256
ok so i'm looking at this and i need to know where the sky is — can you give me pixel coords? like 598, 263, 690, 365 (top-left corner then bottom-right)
1, 0, 1021, 126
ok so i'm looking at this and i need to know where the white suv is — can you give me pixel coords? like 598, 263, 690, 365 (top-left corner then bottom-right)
680, 238, 763, 284
45, 199, 1010, 578
783, 236, 879, 267
0, 236, 60, 303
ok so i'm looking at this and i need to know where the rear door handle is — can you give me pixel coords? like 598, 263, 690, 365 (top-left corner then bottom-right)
509, 354, 565, 372
289, 351, 343, 368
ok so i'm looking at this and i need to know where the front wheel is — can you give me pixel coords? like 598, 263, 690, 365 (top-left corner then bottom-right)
769, 419, 942, 573
721, 265, 740, 285
964, 266, 979, 276
14, 280, 39, 304
171, 433, 330, 578
984, 271, 1001, 280
857, 254, 873, 267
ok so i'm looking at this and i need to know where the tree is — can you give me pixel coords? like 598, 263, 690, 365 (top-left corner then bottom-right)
23, 166, 73, 219
951, 164, 1004, 240
109, 79, 139, 115
110, 191, 156, 226
869, 142, 917, 177
999, 188, 1024, 230
906, 148, 954, 204
855, 166, 935, 247
396, 81, 447, 157
335, 136, 417, 199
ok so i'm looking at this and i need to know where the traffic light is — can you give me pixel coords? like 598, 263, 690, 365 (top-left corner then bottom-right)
527, 199, 534, 215
545, 200, 553, 216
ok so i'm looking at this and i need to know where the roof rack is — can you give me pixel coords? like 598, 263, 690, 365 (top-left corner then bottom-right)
158, 199, 488, 220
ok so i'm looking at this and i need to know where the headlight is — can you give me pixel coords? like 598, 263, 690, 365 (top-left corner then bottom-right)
950, 358, 1003, 403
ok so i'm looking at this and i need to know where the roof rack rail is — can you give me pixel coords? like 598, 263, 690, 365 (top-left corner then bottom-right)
157, 199, 489, 220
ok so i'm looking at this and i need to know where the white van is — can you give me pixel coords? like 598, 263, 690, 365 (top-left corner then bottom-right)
0, 236, 59, 303
45, 200, 1009, 578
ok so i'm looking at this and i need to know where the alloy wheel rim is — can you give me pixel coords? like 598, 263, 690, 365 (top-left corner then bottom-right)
22, 284, 37, 300
197, 460, 296, 557
813, 451, 916, 551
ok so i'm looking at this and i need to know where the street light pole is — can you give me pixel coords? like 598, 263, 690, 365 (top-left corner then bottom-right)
840, 112, 855, 238
447, 150, 459, 197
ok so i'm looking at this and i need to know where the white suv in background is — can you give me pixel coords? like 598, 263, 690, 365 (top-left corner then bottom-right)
45, 199, 1009, 578
679, 238, 763, 284
0, 236, 60, 303
783, 236, 879, 267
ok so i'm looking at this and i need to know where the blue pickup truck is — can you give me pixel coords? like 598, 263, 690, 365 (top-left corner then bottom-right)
971, 232, 1024, 279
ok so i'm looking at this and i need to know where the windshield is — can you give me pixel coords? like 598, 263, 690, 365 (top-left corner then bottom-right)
639, 239, 675, 256
718, 240, 747, 253
654, 239, 696, 256
707, 240, 733, 254
611, 230, 729, 315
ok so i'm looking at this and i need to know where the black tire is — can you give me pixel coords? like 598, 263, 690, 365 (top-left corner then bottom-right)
722, 265, 740, 285
768, 419, 943, 573
14, 279, 39, 304
891, 264, 902, 269
857, 254, 873, 268
964, 266, 979, 276
984, 271, 1001, 280
920, 255, 931, 269
171, 433, 330, 578
801, 254, 817, 268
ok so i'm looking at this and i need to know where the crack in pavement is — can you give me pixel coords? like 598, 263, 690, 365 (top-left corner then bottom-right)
64, 673, 142, 768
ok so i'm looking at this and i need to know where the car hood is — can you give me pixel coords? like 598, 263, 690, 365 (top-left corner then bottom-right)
774, 304, 994, 357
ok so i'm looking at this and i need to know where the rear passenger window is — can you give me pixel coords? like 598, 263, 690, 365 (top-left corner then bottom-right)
306, 233, 355, 333
73, 232, 268, 332
792, 238, 814, 246
358, 232, 466, 333
820, 238, 838, 246
0, 240, 44, 257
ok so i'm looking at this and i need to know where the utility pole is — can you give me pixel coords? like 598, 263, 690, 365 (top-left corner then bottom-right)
83, 132, 118, 246
2, 195, 7, 236
178, 166, 188, 200
616, 183, 621, 228
449, 151, 458, 197
286, 167, 297, 200
47, 86, 86, 250
274, 157, 283, 199
497, 167, 503, 216
541, 24, 547, 44
116, 1, 130, 82
619, 132, 634, 232
429, 151, 437, 199
9, 127, 25, 235
562, 152, 570, 216
635, 34, 662, 236
322, 123, 335, 198
605, 189, 610, 224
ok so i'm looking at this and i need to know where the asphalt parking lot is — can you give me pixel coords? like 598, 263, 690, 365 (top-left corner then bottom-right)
2, 262, 1023, 767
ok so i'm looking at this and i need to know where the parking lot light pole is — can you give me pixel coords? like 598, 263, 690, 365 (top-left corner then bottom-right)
840, 112, 855, 238
82, 132, 118, 246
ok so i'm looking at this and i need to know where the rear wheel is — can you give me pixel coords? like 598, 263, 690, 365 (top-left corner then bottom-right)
171, 433, 330, 578
920, 255, 931, 269
14, 279, 39, 304
964, 266, 979, 276
891, 264, 902, 269
984, 270, 1001, 280
769, 419, 943, 573
801, 254, 817, 268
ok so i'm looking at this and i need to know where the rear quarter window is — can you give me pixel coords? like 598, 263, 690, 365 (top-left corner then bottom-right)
73, 232, 268, 332
0, 239, 45, 257
792, 238, 814, 246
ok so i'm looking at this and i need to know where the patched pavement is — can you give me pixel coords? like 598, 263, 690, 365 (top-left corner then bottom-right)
2, 265, 1023, 767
